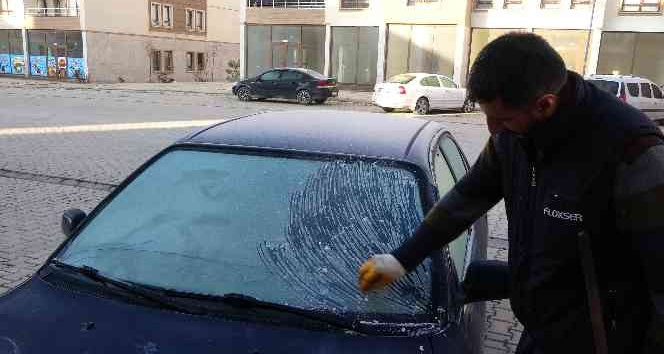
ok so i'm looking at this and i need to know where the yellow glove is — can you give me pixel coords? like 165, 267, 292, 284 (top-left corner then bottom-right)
358, 254, 406, 293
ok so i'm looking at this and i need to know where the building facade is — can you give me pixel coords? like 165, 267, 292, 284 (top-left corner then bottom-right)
0, 0, 240, 82
240, 0, 663, 88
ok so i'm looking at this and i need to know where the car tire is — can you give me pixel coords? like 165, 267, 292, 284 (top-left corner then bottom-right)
314, 98, 327, 105
237, 87, 252, 102
415, 97, 430, 115
381, 107, 395, 113
462, 100, 475, 113
297, 90, 313, 105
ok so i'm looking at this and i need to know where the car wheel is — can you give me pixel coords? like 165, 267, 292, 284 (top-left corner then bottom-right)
415, 97, 430, 115
381, 107, 395, 113
237, 87, 252, 102
462, 100, 475, 113
314, 98, 327, 105
297, 90, 313, 105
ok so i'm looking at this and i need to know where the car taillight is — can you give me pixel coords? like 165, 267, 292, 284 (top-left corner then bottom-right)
317, 80, 335, 89
619, 92, 627, 102
399, 86, 406, 95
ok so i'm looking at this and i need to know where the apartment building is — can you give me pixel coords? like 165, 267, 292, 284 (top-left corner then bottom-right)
240, 0, 663, 87
0, 0, 240, 82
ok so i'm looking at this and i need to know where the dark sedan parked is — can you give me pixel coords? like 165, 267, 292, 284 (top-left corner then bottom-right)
232, 68, 338, 105
0, 112, 508, 354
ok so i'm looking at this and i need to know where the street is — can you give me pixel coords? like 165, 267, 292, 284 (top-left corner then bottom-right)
0, 80, 520, 354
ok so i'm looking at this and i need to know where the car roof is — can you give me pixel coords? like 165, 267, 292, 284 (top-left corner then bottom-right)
181, 111, 445, 170
588, 74, 653, 83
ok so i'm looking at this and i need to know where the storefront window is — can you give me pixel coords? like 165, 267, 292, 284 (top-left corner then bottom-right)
246, 25, 324, 78
331, 26, 378, 86
0, 30, 23, 75
386, 25, 455, 79
598, 32, 664, 86
533, 29, 589, 74
28, 30, 48, 77
27, 30, 85, 79
468, 28, 517, 73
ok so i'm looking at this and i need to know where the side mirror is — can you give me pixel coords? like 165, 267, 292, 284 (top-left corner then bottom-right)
61, 208, 86, 237
463, 260, 510, 304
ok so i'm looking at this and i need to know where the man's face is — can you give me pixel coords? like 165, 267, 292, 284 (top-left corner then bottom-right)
480, 95, 559, 136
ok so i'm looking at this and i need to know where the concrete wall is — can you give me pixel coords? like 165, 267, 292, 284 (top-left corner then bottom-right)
80, 0, 147, 35
207, 0, 240, 43
85, 31, 239, 83
471, 0, 595, 29
382, 0, 466, 24
245, 8, 325, 25
0, 0, 24, 28
602, 0, 664, 31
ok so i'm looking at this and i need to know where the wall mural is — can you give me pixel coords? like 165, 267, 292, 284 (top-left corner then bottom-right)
30, 56, 47, 76
11, 55, 24, 75
0, 54, 11, 74
67, 57, 86, 79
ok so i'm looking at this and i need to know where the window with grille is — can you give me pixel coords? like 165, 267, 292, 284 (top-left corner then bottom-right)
162, 4, 172, 27
570, 0, 592, 7
150, 2, 162, 27
164, 51, 173, 72
541, 0, 560, 8
621, 0, 661, 12
340, 0, 369, 9
475, 0, 493, 10
185, 52, 194, 71
152, 50, 162, 72
197, 53, 205, 70
407, 0, 439, 5
503, 0, 523, 8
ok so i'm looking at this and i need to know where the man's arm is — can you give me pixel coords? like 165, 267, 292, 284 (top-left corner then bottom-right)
614, 140, 664, 350
359, 138, 504, 291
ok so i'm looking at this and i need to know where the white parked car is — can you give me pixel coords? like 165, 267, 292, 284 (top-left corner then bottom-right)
373, 73, 474, 115
587, 75, 664, 123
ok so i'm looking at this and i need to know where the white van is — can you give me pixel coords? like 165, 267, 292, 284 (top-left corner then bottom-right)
587, 75, 664, 124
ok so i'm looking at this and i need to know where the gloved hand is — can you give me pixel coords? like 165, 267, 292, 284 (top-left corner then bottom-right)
358, 254, 406, 293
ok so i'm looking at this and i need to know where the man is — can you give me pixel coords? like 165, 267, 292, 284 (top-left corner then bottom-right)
358, 32, 664, 353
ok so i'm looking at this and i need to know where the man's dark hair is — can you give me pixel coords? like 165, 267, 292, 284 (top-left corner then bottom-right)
467, 32, 568, 108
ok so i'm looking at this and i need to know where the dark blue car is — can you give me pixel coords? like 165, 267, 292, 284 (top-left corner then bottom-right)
232, 68, 338, 105
0, 111, 508, 353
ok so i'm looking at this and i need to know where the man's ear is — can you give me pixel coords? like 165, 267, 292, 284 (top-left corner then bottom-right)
533, 94, 559, 120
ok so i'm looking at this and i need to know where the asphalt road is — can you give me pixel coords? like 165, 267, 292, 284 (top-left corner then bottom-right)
0, 82, 519, 354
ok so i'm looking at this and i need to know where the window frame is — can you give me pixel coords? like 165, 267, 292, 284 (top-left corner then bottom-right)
195, 10, 206, 32
185, 9, 195, 31
185, 52, 194, 72
541, 0, 561, 8
627, 82, 640, 97
151, 50, 162, 73
339, 0, 370, 10
162, 4, 173, 28
163, 50, 173, 73
407, 0, 439, 5
570, 0, 592, 8
438, 75, 458, 89
475, 0, 494, 10
150, 2, 162, 27
196, 52, 205, 71
503, 0, 523, 8
619, 0, 662, 14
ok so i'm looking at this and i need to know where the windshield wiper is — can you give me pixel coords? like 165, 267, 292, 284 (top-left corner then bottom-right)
214, 293, 371, 335
49, 259, 204, 315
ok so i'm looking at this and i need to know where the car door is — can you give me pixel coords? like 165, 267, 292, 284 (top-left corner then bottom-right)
652, 84, 664, 122
419, 76, 442, 109
277, 70, 305, 99
438, 76, 464, 109
640, 81, 656, 120
255, 70, 282, 98
625, 80, 642, 110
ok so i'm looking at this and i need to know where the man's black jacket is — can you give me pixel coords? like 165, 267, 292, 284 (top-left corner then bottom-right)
392, 72, 664, 353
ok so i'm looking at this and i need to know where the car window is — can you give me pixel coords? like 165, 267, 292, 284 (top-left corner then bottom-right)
627, 83, 640, 97
280, 70, 304, 81
588, 80, 618, 96
653, 85, 663, 100
260, 70, 281, 81
641, 83, 652, 98
438, 76, 457, 89
300, 68, 326, 79
438, 136, 469, 279
388, 74, 416, 84
420, 76, 440, 87
58, 150, 434, 318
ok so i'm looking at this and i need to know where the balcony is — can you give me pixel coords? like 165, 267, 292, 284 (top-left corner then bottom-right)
246, 0, 325, 9
25, 7, 78, 16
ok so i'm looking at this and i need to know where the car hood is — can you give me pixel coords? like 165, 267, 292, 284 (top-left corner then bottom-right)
0, 277, 438, 354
